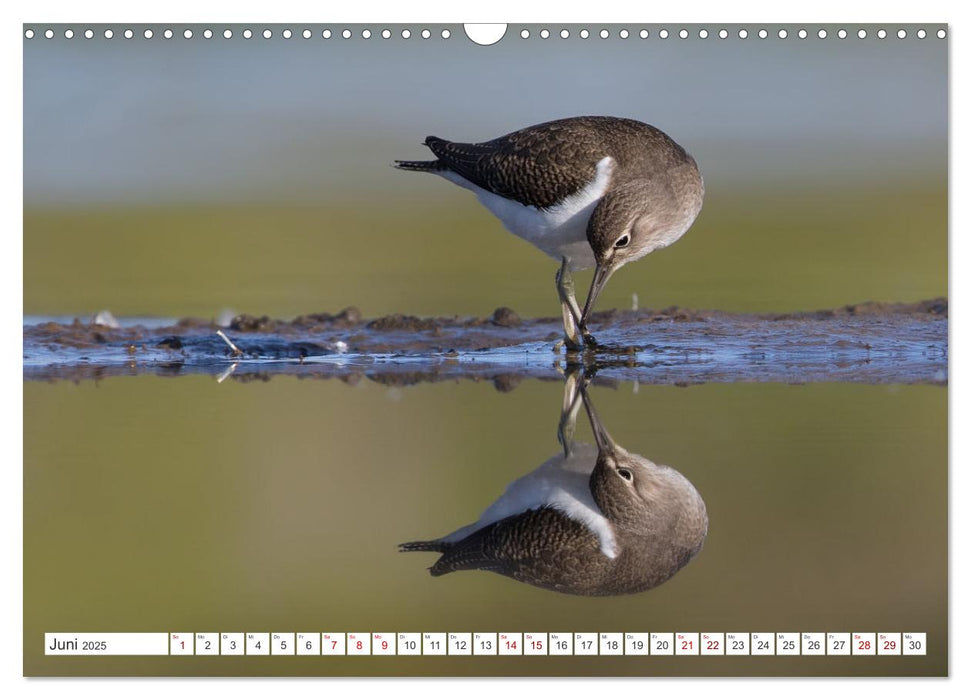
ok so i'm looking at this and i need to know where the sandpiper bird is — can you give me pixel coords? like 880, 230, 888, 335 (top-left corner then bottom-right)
399, 374, 708, 596
394, 116, 704, 349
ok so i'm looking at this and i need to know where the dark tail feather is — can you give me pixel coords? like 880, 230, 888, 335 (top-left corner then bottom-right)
398, 539, 447, 553
393, 135, 452, 171
392, 159, 446, 172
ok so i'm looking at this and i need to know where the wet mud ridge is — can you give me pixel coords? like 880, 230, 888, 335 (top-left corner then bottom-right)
23, 299, 948, 386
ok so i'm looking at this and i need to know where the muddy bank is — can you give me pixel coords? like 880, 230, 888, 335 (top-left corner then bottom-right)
23, 298, 947, 386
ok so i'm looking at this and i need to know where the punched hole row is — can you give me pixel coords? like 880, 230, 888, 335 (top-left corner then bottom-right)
24, 26, 948, 41
518, 27, 945, 40
23, 27, 453, 40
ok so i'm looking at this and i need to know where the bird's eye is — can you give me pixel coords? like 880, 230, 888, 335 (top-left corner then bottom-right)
618, 468, 633, 482
614, 233, 631, 249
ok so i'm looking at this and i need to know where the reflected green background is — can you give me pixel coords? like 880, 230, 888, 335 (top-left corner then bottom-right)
24, 378, 946, 676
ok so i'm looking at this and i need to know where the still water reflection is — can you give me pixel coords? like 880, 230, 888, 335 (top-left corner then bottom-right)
402, 372, 707, 596
23, 373, 947, 676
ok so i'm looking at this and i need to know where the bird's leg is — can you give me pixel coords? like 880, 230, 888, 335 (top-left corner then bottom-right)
557, 258, 584, 329
557, 367, 585, 457
555, 258, 584, 351
556, 259, 600, 347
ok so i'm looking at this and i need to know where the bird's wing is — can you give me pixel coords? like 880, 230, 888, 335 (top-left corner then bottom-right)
428, 507, 601, 581
424, 122, 608, 209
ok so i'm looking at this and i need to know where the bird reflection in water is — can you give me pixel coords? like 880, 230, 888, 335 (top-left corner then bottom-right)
400, 371, 708, 596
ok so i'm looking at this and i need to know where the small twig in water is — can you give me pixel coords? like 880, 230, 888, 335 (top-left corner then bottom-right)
216, 362, 238, 384
216, 329, 243, 357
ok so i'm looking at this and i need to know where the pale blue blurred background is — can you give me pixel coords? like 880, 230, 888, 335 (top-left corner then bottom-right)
24, 24, 947, 207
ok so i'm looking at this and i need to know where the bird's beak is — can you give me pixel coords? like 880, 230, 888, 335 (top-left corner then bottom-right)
581, 387, 617, 457
580, 261, 615, 326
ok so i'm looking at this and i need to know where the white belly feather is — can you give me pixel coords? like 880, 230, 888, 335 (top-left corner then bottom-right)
436, 156, 615, 271
439, 443, 619, 559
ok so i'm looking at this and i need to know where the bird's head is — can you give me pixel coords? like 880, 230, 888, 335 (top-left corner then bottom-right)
581, 168, 704, 325
583, 388, 708, 546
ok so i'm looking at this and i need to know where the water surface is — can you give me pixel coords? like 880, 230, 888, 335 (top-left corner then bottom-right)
23, 374, 946, 676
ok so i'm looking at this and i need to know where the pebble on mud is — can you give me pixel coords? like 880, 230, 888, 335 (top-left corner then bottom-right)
490, 307, 522, 327
292, 306, 363, 328
230, 314, 278, 332
367, 314, 440, 332
156, 336, 183, 350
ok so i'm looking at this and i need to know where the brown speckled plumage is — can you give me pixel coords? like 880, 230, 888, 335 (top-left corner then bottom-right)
396, 116, 697, 209
401, 504, 703, 597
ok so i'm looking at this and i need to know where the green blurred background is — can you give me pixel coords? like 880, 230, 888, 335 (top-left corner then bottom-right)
24, 182, 946, 320
24, 379, 946, 675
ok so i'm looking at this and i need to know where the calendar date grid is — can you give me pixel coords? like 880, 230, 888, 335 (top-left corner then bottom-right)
44, 632, 927, 657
